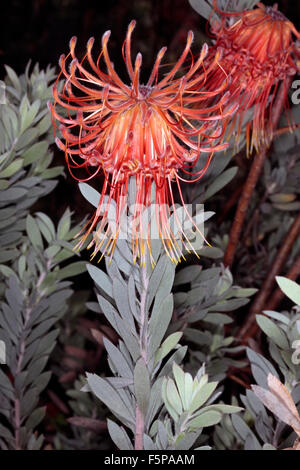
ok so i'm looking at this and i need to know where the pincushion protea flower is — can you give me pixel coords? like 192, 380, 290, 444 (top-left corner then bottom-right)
205, 1, 300, 154
50, 21, 235, 265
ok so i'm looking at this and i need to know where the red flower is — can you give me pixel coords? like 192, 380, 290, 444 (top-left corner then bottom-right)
205, 1, 300, 154
50, 21, 235, 265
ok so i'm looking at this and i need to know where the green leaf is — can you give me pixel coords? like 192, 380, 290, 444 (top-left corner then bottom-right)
196, 246, 223, 259
174, 265, 202, 286
0, 264, 17, 278
36, 212, 56, 240
146, 256, 169, 310
25, 407, 46, 430
0, 180, 10, 190
87, 264, 113, 297
79, 182, 100, 208
5, 65, 21, 94
86, 373, 135, 427
56, 261, 87, 280
26, 214, 43, 249
0, 187, 27, 202
104, 337, 133, 379
40, 167, 64, 179
113, 278, 136, 334
57, 209, 71, 239
22, 141, 48, 166
16, 128, 39, 150
204, 404, 243, 414
232, 414, 261, 450
203, 167, 238, 201
163, 378, 182, 419
155, 332, 183, 364
20, 99, 40, 134
149, 294, 174, 356
188, 410, 222, 428
182, 372, 196, 411
37, 114, 52, 135
276, 276, 300, 306
188, 382, 218, 413
107, 419, 133, 450
256, 315, 289, 350
0, 158, 23, 178
134, 358, 151, 417
172, 363, 187, 410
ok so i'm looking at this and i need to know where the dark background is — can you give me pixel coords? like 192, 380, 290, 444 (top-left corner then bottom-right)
1, 0, 300, 78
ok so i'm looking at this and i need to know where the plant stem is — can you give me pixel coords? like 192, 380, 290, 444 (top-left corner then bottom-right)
14, 259, 52, 449
135, 404, 145, 450
135, 263, 149, 450
238, 211, 300, 342
224, 78, 293, 268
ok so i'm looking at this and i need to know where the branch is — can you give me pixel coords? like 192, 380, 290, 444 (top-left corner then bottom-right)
238, 211, 300, 342
224, 78, 294, 268
135, 264, 149, 450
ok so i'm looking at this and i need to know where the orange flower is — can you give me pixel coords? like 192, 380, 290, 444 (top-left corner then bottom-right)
205, 1, 300, 154
50, 21, 235, 265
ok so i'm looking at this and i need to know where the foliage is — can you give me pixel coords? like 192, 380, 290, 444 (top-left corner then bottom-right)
214, 278, 300, 450
0, 65, 86, 449
0, 0, 300, 452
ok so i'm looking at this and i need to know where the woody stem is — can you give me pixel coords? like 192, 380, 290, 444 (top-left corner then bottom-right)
223, 77, 293, 269
238, 211, 300, 342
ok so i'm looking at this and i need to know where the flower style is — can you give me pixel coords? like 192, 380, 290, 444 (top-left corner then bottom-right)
205, 1, 300, 154
50, 21, 235, 265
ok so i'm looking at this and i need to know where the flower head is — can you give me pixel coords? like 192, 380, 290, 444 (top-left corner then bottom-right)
205, 1, 300, 153
50, 21, 235, 265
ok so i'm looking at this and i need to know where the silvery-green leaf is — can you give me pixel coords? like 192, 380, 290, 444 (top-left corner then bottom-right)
263, 443, 276, 450
158, 346, 187, 379
146, 256, 169, 310
134, 358, 151, 417
204, 404, 243, 414
149, 294, 174, 356
16, 128, 39, 150
78, 182, 100, 208
172, 364, 187, 409
107, 419, 133, 450
174, 265, 202, 286
203, 167, 238, 201
256, 315, 289, 350
189, 382, 218, 413
189, 410, 222, 428
22, 141, 48, 166
155, 332, 183, 364
232, 414, 261, 450
162, 379, 179, 422
104, 337, 133, 379
113, 278, 136, 334
25, 407, 46, 430
5, 65, 21, 94
204, 313, 233, 325
0, 158, 23, 178
263, 310, 290, 325
87, 264, 113, 297
56, 261, 87, 280
276, 276, 300, 306
196, 246, 223, 259
26, 214, 43, 249
86, 373, 135, 426
146, 377, 164, 429
143, 434, 155, 450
